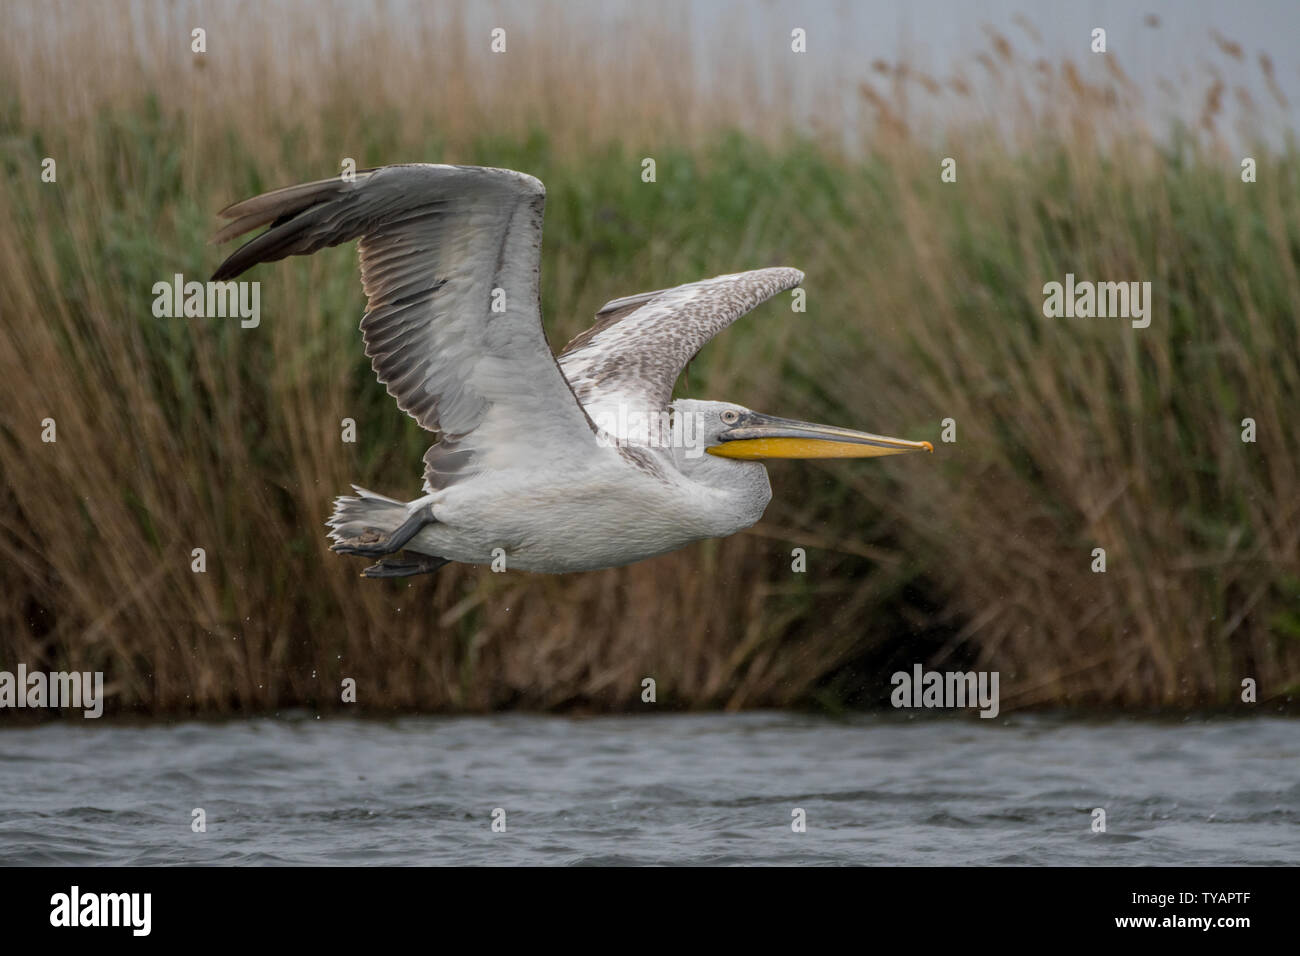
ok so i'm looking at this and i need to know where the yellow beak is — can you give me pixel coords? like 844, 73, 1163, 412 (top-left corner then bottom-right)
706, 413, 933, 460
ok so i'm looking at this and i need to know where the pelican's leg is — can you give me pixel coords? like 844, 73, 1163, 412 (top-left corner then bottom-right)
332, 501, 436, 558
360, 553, 451, 579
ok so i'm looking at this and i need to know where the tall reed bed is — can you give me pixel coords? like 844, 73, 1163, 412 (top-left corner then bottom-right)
1, 1, 1296, 713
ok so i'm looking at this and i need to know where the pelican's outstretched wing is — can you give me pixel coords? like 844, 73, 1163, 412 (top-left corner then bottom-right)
211, 164, 598, 489
557, 268, 804, 425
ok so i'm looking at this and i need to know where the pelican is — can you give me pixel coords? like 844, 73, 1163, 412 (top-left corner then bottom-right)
211, 164, 932, 577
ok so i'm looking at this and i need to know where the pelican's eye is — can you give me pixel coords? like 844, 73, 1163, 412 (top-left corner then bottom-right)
720, 409, 740, 425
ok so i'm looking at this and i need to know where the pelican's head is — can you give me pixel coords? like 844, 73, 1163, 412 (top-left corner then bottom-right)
672, 399, 933, 461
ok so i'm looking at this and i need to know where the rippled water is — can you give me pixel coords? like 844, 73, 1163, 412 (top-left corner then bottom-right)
1, 714, 1296, 865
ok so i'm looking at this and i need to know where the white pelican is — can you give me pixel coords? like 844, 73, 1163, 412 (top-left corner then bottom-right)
212, 164, 932, 577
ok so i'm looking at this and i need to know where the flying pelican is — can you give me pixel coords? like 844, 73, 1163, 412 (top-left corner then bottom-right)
211, 164, 932, 577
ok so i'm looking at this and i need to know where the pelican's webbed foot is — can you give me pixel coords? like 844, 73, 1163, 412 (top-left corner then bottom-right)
360, 553, 451, 579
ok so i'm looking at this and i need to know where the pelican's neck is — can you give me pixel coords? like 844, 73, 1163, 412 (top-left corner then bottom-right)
668, 446, 773, 531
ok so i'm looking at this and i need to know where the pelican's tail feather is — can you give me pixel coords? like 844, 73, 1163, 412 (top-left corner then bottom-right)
326, 485, 410, 544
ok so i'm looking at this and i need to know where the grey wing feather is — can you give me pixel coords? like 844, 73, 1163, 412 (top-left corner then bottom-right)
211, 164, 598, 491
557, 267, 804, 415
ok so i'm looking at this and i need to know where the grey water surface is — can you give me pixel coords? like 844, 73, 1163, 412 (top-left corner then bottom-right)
1, 713, 1296, 865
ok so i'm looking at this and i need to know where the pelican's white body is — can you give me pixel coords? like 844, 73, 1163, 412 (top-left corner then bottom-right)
392, 416, 774, 572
